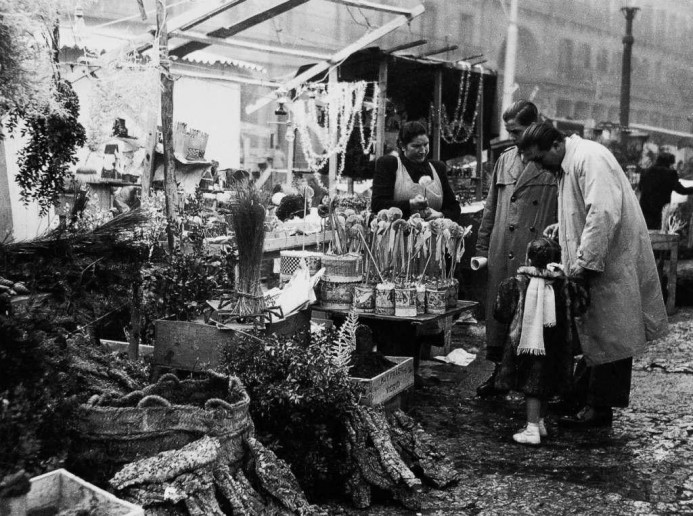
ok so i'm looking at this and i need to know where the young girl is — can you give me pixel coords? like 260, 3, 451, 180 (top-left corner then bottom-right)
493, 237, 588, 445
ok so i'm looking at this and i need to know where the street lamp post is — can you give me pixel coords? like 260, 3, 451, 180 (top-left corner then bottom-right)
619, 6, 639, 129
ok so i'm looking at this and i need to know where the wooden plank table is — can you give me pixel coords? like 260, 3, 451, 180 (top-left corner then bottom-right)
649, 231, 679, 315
315, 301, 478, 361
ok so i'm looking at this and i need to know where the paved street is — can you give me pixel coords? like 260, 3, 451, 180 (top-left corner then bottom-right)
331, 307, 693, 515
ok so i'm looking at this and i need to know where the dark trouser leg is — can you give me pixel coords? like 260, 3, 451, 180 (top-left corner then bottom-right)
485, 344, 504, 364
572, 356, 633, 408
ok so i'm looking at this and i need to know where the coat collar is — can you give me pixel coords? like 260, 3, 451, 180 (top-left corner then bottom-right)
560, 134, 581, 175
514, 160, 546, 192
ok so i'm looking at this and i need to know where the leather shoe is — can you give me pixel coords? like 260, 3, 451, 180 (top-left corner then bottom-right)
558, 406, 613, 428
475, 370, 508, 397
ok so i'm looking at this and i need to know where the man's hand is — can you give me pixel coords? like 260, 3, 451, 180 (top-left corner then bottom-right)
543, 223, 559, 240
409, 194, 428, 211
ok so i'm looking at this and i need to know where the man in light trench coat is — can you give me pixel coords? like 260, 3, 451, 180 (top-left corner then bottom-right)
474, 100, 558, 396
518, 122, 668, 427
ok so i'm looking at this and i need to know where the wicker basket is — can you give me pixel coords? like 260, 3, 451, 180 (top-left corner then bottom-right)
279, 250, 322, 283
320, 280, 361, 309
321, 254, 362, 283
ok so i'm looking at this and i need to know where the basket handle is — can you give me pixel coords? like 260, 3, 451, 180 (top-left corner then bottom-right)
156, 373, 181, 386
204, 398, 235, 411
137, 395, 172, 408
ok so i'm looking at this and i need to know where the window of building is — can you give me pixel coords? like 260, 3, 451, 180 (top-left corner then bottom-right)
597, 49, 608, 73
459, 13, 474, 44
556, 98, 573, 118
580, 43, 591, 70
558, 39, 574, 73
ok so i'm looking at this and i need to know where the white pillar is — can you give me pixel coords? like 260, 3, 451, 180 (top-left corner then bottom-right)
500, 0, 518, 139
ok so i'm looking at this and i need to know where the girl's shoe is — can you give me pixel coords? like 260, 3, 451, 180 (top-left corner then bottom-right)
513, 424, 541, 445
538, 419, 548, 437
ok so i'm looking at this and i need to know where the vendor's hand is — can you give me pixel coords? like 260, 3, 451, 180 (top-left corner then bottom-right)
543, 223, 559, 240
409, 194, 428, 212
424, 208, 443, 221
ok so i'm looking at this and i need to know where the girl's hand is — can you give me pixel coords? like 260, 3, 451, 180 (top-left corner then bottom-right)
424, 208, 443, 220
543, 223, 559, 240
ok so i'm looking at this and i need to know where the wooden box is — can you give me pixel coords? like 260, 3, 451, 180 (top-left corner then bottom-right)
154, 320, 233, 371
351, 356, 414, 407
26, 469, 143, 516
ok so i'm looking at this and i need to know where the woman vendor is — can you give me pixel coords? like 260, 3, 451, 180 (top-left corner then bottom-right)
369, 121, 461, 386
371, 121, 461, 222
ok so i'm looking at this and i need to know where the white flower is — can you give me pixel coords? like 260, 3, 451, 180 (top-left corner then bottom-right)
418, 176, 433, 187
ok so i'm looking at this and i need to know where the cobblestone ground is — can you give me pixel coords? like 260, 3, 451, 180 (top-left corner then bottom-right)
325, 308, 693, 515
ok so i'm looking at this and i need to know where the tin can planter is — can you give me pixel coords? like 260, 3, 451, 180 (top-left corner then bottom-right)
394, 285, 417, 317
353, 284, 376, 313
426, 284, 447, 314
446, 278, 459, 308
375, 283, 395, 315
320, 280, 359, 310
415, 284, 427, 315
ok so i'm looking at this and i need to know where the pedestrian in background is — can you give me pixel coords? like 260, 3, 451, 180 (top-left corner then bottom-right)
518, 122, 668, 428
473, 101, 558, 397
639, 151, 693, 230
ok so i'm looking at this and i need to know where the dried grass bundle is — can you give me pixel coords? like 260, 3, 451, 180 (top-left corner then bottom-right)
229, 182, 267, 317
0, 209, 150, 258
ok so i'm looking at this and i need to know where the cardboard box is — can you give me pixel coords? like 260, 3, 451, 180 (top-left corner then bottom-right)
351, 356, 414, 406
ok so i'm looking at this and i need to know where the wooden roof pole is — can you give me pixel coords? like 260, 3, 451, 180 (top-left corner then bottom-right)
170, 0, 312, 58
245, 3, 425, 115
97, 0, 249, 66
323, 0, 413, 15
169, 30, 332, 60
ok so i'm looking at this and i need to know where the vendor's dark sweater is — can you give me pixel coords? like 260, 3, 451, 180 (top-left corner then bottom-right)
371, 155, 461, 220
639, 165, 693, 229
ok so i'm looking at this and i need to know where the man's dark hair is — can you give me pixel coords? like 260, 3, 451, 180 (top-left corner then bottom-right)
526, 237, 561, 268
502, 100, 539, 125
655, 152, 675, 168
397, 121, 428, 148
517, 122, 565, 152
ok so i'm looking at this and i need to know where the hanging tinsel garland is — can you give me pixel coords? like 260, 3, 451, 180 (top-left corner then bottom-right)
292, 81, 370, 186
430, 65, 485, 145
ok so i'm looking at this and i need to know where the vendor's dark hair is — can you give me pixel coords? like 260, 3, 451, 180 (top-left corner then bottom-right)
517, 122, 564, 152
526, 237, 561, 269
655, 152, 675, 168
502, 100, 538, 125
397, 121, 428, 148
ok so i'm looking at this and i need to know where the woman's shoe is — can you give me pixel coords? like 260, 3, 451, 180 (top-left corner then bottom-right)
475, 365, 509, 397
538, 418, 548, 437
513, 424, 541, 445
558, 406, 613, 428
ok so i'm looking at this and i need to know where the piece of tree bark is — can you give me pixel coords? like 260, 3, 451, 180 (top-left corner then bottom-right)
244, 437, 313, 514
386, 409, 459, 488
111, 435, 220, 489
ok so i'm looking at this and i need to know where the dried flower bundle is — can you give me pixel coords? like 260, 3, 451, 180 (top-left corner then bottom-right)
229, 182, 267, 317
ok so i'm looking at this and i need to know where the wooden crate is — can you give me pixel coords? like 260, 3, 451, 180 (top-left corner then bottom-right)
351, 356, 415, 407
154, 320, 234, 372
26, 469, 143, 516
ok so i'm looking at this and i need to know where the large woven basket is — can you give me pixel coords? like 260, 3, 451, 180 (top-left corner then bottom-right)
279, 250, 322, 283
69, 372, 253, 483
321, 254, 361, 283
